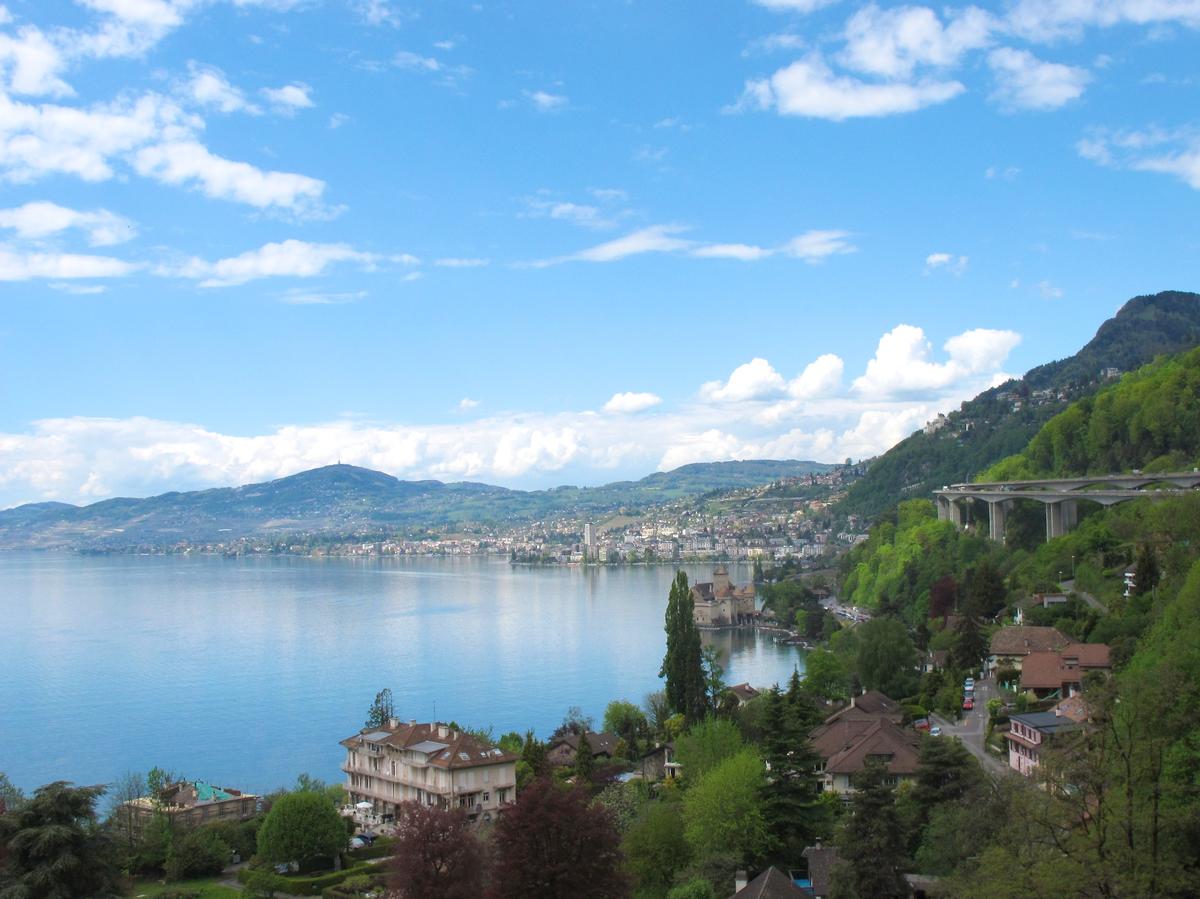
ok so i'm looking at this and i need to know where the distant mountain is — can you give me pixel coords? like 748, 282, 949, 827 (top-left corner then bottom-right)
0, 459, 834, 551
838, 290, 1200, 519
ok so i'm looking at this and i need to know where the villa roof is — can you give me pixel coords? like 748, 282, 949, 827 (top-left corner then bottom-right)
821, 690, 903, 726
1009, 711, 1082, 738
1021, 644, 1111, 690
1059, 643, 1111, 667
990, 626, 1071, 657
801, 846, 841, 898
340, 721, 518, 769
730, 866, 808, 899
550, 731, 620, 757
821, 718, 922, 776
729, 682, 761, 702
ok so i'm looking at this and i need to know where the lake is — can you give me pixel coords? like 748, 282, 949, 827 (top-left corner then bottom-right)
0, 553, 804, 794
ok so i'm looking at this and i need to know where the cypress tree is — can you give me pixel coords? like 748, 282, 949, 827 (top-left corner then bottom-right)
661, 570, 706, 722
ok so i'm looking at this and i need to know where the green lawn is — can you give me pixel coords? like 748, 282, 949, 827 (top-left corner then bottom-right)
128, 875, 243, 898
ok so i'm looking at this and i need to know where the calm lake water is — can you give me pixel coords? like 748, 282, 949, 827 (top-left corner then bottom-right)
0, 554, 804, 794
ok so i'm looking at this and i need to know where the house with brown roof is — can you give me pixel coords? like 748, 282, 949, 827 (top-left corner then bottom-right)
546, 731, 620, 768
729, 866, 809, 898
987, 625, 1071, 673
728, 682, 761, 706
123, 781, 258, 832
1018, 643, 1111, 698
340, 719, 517, 819
820, 690, 904, 726
809, 696, 921, 798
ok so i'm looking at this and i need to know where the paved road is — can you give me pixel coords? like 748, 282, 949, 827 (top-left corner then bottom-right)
930, 675, 1009, 778
1059, 579, 1109, 615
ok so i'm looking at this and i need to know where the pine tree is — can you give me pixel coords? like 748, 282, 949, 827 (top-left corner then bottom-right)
830, 757, 908, 899
573, 737, 595, 785
761, 685, 826, 862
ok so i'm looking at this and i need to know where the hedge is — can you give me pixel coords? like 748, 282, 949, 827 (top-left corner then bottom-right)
346, 837, 395, 862
237, 861, 382, 896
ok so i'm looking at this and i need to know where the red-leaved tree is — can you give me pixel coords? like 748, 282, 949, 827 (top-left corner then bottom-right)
490, 777, 630, 899
389, 802, 486, 899
930, 575, 958, 620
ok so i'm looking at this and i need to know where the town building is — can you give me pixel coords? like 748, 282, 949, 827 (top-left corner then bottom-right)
809, 692, 920, 796
691, 566, 757, 628
545, 731, 620, 768
1004, 707, 1082, 777
124, 781, 258, 831
988, 626, 1071, 674
1018, 643, 1111, 699
728, 682, 761, 707
341, 719, 518, 819
730, 866, 811, 898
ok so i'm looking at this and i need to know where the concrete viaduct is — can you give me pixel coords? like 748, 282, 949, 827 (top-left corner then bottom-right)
934, 472, 1200, 543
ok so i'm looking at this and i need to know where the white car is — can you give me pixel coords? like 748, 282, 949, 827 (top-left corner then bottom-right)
930, 725, 942, 737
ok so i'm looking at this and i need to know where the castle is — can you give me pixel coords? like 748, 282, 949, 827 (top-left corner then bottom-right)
691, 566, 756, 628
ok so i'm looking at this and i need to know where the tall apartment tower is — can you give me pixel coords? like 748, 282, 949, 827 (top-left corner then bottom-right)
583, 523, 596, 559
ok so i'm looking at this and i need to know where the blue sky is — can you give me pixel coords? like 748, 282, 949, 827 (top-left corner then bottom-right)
0, 0, 1198, 507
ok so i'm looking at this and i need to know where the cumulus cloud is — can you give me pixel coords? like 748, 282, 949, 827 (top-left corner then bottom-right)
184, 63, 260, 114
988, 48, 1090, 110
523, 89, 568, 112
700, 358, 788, 402
0, 201, 135, 245
789, 353, 844, 398
1006, 0, 1200, 41
261, 82, 313, 113
172, 239, 381, 287
434, 257, 489, 267
840, 4, 994, 79
735, 53, 964, 120
752, 0, 841, 11
457, 397, 480, 411
852, 324, 1021, 398
603, 392, 663, 414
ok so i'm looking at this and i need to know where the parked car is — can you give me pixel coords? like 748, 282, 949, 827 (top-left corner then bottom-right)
964, 678, 975, 690
930, 725, 942, 737
962, 698, 974, 710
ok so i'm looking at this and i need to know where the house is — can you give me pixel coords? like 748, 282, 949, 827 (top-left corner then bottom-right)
800, 843, 841, 898
1012, 593, 1070, 624
341, 719, 518, 818
728, 682, 761, 706
546, 731, 620, 768
988, 626, 1071, 673
821, 690, 904, 726
640, 742, 679, 782
810, 717, 922, 795
691, 566, 757, 628
1003, 709, 1082, 777
1018, 643, 1111, 699
123, 781, 258, 831
730, 866, 810, 898
921, 649, 948, 673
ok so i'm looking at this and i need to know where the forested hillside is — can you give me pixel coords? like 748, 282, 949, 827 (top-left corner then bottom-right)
983, 345, 1200, 480
839, 290, 1200, 518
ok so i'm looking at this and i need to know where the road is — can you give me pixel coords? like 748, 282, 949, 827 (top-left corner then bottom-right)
1059, 579, 1109, 615
930, 675, 1010, 778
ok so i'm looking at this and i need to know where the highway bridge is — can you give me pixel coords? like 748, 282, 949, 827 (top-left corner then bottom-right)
933, 471, 1200, 543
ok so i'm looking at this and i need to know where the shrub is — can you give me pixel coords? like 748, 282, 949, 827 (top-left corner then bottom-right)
238, 862, 382, 896
166, 826, 231, 880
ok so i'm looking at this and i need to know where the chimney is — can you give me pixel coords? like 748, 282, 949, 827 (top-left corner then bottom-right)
409, 719, 416, 727
387, 717, 398, 729
437, 724, 447, 739
734, 870, 748, 893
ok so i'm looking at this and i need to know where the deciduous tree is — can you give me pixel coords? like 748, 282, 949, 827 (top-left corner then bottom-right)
256, 790, 347, 867
491, 778, 630, 899
682, 748, 769, 864
388, 802, 485, 899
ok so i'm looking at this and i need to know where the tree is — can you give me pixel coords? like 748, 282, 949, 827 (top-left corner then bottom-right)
682, 748, 769, 864
0, 773, 26, 812
573, 738, 596, 784
660, 571, 706, 723
167, 825, 231, 880
0, 781, 118, 899
293, 773, 347, 809
667, 880, 716, 899
854, 618, 919, 699
256, 790, 347, 867
104, 770, 147, 874
701, 646, 726, 713
603, 700, 649, 760
950, 612, 988, 674
674, 718, 744, 782
929, 575, 958, 620
551, 706, 594, 742
388, 802, 486, 899
1133, 543, 1160, 596
365, 687, 395, 728
623, 800, 689, 898
760, 687, 826, 862
964, 559, 1007, 617
802, 649, 849, 701
521, 731, 550, 780
490, 778, 630, 899
829, 758, 908, 899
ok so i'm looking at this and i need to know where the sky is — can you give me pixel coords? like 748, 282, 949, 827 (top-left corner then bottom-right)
0, 0, 1197, 508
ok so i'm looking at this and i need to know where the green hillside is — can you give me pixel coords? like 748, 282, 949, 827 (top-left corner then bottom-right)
838, 290, 1200, 518
983, 345, 1200, 480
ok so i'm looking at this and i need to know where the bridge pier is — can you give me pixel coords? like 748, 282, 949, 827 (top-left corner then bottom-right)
987, 499, 1010, 543
1045, 501, 1065, 540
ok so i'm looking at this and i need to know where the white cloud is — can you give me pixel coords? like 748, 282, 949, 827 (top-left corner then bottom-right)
701, 358, 787, 402
789, 353, 844, 398
434, 257, 489, 267
603, 392, 663, 414
0, 24, 73, 97
987, 48, 1090, 110
736, 53, 964, 120
1080, 127, 1200, 190
840, 4, 994, 79
524, 89, 568, 112
394, 50, 442, 72
261, 83, 313, 113
0, 245, 137, 280
328, 112, 349, 129
1006, 0, 1200, 41
184, 63, 259, 114
1037, 280, 1064, 299
278, 289, 367, 305
355, 0, 408, 27
782, 229, 856, 261
0, 201, 135, 245
527, 224, 692, 267
985, 164, 1020, 180
49, 281, 108, 294
690, 242, 773, 261
852, 324, 1021, 398
752, 0, 841, 12
457, 397, 480, 411
924, 252, 968, 274
173, 239, 380, 288
133, 139, 327, 212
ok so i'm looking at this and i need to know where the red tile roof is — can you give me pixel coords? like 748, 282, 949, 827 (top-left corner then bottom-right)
340, 721, 517, 769
990, 626, 1071, 656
